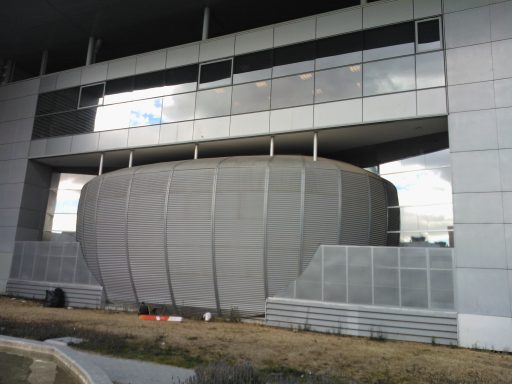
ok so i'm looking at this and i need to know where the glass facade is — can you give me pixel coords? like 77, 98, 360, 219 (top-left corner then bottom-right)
379, 149, 453, 247
44, 173, 95, 239
32, 18, 446, 140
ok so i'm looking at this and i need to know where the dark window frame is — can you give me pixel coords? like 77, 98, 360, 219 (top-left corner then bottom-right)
77, 82, 105, 109
198, 58, 233, 89
415, 17, 443, 52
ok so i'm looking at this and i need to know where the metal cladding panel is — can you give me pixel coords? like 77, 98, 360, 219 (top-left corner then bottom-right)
385, 181, 400, 246
266, 166, 302, 296
302, 168, 339, 272
79, 178, 103, 286
369, 177, 388, 246
96, 174, 136, 303
340, 172, 370, 245
76, 156, 397, 313
167, 168, 217, 310
128, 171, 172, 304
215, 166, 266, 314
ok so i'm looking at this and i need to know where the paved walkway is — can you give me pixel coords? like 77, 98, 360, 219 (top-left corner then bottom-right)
74, 350, 195, 384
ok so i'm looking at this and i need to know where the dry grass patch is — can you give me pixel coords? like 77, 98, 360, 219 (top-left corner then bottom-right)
1, 296, 512, 383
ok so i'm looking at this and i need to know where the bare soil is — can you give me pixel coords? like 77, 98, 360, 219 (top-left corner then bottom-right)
1, 296, 512, 383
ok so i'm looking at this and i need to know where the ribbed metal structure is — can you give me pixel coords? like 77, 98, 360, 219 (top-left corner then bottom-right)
76, 156, 398, 314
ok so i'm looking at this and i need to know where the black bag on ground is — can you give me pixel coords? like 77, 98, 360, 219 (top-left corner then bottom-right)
44, 287, 65, 307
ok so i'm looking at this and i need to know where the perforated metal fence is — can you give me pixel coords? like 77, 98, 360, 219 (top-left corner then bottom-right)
276, 245, 454, 310
9, 241, 98, 286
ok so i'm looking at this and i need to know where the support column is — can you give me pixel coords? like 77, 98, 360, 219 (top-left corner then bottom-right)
194, 144, 199, 160
39, 50, 48, 76
313, 132, 318, 161
128, 151, 133, 168
86, 36, 95, 66
202, 6, 210, 40
269, 136, 274, 157
98, 153, 104, 175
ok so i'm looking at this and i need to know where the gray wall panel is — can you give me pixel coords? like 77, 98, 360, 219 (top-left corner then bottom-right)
340, 172, 370, 245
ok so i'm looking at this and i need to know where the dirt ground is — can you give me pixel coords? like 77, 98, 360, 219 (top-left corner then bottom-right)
2, 296, 512, 383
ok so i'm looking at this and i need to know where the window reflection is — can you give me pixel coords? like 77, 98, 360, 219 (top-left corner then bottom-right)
363, 56, 415, 96
195, 87, 232, 119
416, 51, 445, 89
94, 97, 162, 131
44, 173, 95, 238
379, 149, 453, 247
271, 73, 314, 109
231, 81, 271, 114
273, 41, 315, 77
315, 65, 362, 103
161, 93, 196, 123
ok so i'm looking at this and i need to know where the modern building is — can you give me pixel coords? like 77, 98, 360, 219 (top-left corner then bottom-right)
0, 0, 511, 351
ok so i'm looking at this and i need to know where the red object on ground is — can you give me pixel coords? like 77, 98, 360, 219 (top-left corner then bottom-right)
138, 315, 183, 322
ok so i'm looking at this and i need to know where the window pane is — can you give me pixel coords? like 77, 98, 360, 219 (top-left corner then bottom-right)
94, 103, 131, 131
271, 73, 314, 109
55, 190, 81, 213
164, 64, 198, 94
52, 213, 78, 232
199, 60, 232, 89
33, 108, 97, 138
231, 81, 271, 114
363, 56, 415, 96
418, 19, 440, 44
316, 32, 363, 70
195, 87, 232, 119
234, 50, 273, 83
416, 51, 445, 89
364, 22, 415, 61
104, 77, 134, 104
315, 65, 362, 103
128, 98, 163, 127
273, 41, 315, 77
79, 83, 104, 108
133, 71, 166, 99
161, 93, 196, 123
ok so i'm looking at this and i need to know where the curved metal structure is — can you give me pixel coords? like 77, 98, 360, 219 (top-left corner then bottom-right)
77, 155, 399, 314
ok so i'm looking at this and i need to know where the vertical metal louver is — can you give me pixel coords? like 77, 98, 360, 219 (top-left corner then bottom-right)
340, 172, 370, 245
214, 164, 266, 314
266, 164, 302, 297
302, 167, 339, 271
96, 174, 136, 303
369, 177, 388, 246
128, 171, 172, 304
167, 167, 217, 310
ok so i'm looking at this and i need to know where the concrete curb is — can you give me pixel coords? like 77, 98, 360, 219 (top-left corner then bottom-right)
0, 335, 112, 384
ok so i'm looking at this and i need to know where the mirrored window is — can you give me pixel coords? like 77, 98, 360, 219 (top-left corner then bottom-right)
79, 83, 104, 108
231, 81, 271, 115
271, 73, 314, 109
316, 31, 363, 70
416, 51, 445, 89
273, 41, 315, 77
94, 103, 132, 131
363, 22, 415, 61
195, 87, 232, 119
133, 71, 165, 99
363, 56, 415, 96
104, 77, 134, 104
315, 65, 362, 103
164, 64, 198, 94
161, 92, 196, 123
233, 50, 273, 84
128, 98, 163, 127
416, 18, 442, 52
199, 60, 232, 89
